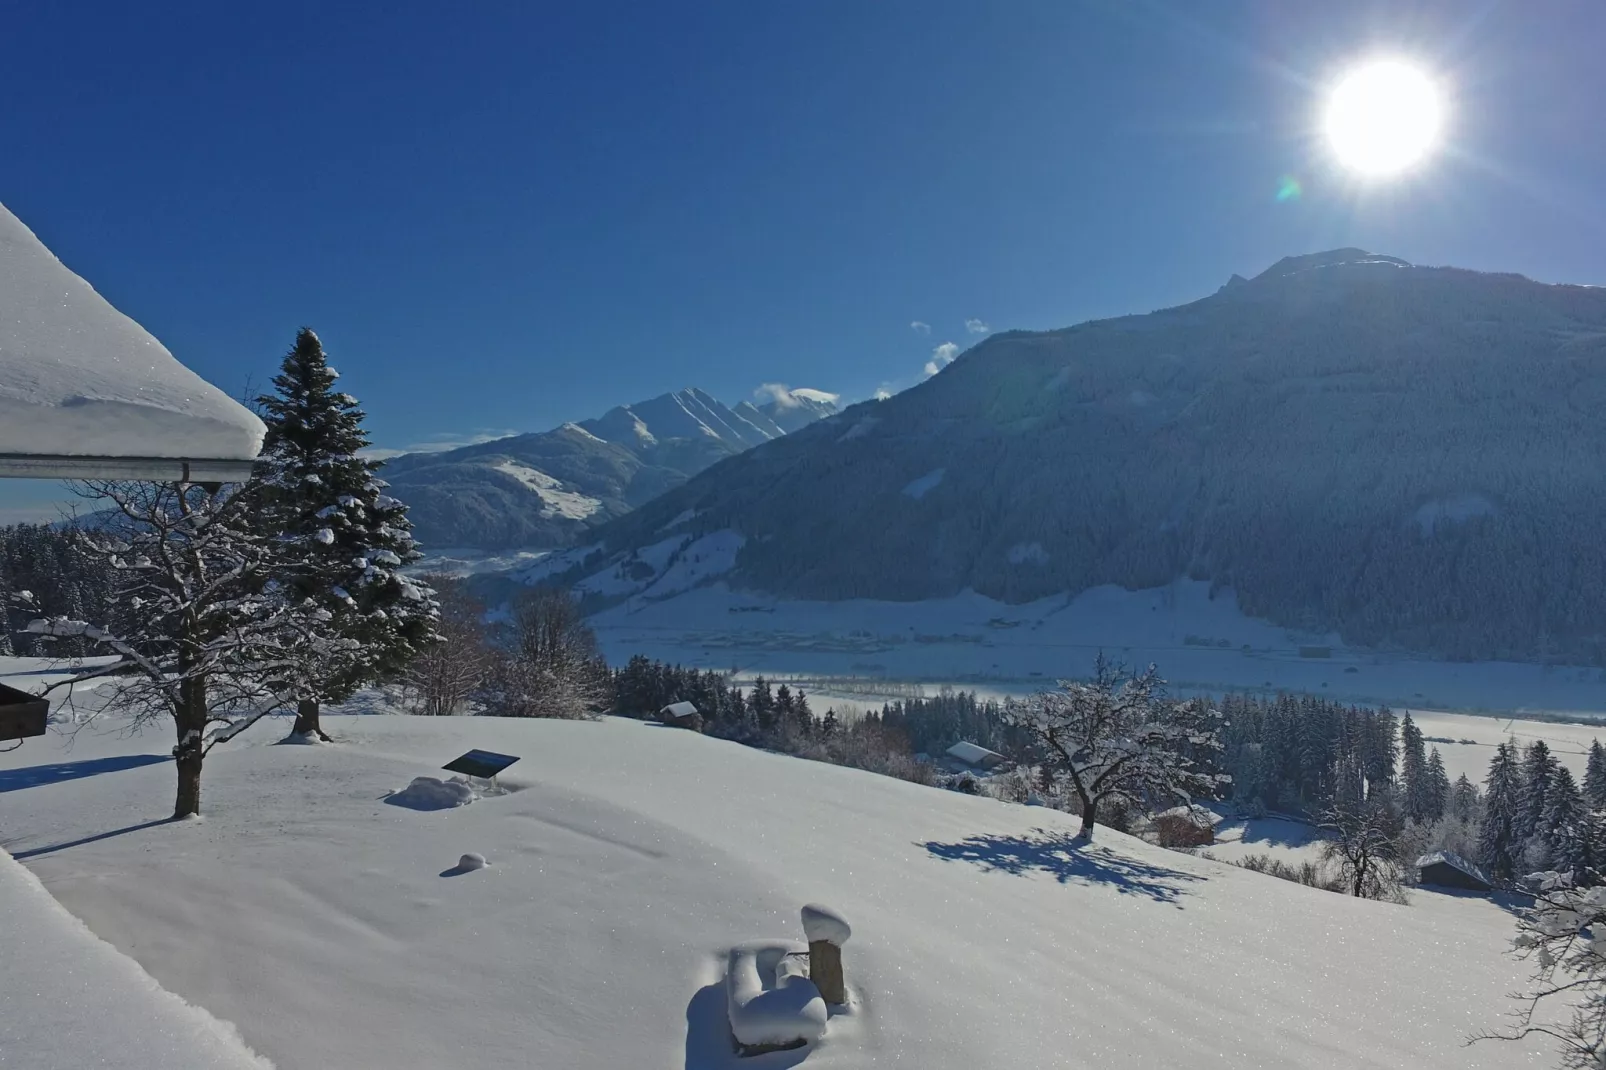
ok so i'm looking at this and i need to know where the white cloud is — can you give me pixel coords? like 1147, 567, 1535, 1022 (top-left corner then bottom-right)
755, 383, 840, 409
924, 341, 960, 377
965, 318, 990, 335
910, 320, 931, 335
363, 428, 519, 461
874, 385, 893, 401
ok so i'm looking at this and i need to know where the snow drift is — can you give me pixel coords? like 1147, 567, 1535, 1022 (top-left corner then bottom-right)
0, 847, 273, 1070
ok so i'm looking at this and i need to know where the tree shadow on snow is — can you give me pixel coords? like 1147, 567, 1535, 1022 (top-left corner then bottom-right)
10, 816, 178, 860
683, 980, 812, 1070
922, 828, 1203, 905
0, 753, 169, 794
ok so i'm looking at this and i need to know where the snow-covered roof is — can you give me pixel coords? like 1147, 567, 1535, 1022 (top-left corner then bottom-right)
946, 740, 1005, 765
0, 202, 265, 479
661, 701, 699, 717
1415, 850, 1489, 883
1154, 804, 1222, 826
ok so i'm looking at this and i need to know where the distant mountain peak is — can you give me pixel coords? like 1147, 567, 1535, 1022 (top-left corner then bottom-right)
383, 382, 837, 551
1252, 249, 1412, 281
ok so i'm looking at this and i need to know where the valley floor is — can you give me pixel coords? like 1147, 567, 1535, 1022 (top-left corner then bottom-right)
0, 699, 1557, 1069
586, 580, 1606, 717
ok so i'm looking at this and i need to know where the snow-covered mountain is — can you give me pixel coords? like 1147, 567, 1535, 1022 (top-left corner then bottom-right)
383, 386, 836, 550
533, 250, 1606, 665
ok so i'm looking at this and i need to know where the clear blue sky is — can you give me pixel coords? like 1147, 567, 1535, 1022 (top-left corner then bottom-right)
2, 1, 1603, 515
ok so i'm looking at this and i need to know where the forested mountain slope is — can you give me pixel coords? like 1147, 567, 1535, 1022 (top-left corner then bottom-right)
384, 387, 835, 550
546, 250, 1606, 664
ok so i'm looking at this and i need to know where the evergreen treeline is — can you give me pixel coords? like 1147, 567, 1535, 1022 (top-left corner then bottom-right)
0, 524, 119, 658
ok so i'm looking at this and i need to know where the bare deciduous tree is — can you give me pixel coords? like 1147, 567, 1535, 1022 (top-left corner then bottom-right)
1319, 799, 1403, 900
401, 574, 488, 716
28, 480, 315, 817
476, 588, 607, 719
1007, 655, 1229, 838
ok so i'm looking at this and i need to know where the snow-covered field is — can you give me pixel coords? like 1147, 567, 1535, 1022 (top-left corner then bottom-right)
0, 692, 1558, 1069
583, 580, 1606, 716
1, 848, 272, 1069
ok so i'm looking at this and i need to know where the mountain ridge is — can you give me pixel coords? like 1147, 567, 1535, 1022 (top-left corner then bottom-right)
529, 250, 1606, 664
384, 385, 837, 550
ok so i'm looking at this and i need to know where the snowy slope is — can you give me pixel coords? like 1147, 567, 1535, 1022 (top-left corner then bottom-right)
0, 201, 264, 460
0, 849, 272, 1070
0, 709, 1553, 1069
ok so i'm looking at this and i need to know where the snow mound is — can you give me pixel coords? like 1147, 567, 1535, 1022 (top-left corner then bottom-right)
800, 903, 852, 947
456, 852, 488, 871
0, 201, 265, 460
0, 848, 274, 1069
726, 940, 828, 1050
386, 776, 478, 810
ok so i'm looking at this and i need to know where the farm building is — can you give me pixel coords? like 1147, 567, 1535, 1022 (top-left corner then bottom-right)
1416, 851, 1492, 892
659, 701, 702, 731
945, 741, 1007, 772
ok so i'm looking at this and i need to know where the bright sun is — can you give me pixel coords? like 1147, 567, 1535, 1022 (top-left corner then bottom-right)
1323, 59, 1444, 177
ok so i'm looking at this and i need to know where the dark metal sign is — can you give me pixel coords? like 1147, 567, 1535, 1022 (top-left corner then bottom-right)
443, 749, 520, 779
0, 682, 48, 743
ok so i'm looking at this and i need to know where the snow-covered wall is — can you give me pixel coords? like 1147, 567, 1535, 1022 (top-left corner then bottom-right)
0, 201, 264, 460
0, 848, 274, 1069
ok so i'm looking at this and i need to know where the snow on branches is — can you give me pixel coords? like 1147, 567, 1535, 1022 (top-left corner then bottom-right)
29, 478, 331, 816
1008, 655, 1229, 838
1479, 876, 1606, 1068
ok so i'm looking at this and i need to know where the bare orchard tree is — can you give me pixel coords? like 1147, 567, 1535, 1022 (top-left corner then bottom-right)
28, 480, 316, 817
1318, 799, 1404, 900
476, 587, 608, 719
1008, 655, 1229, 839
1475, 877, 1606, 1067
401, 574, 489, 715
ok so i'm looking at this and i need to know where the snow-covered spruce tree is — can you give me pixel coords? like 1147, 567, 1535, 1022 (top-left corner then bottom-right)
1400, 712, 1430, 820
1424, 747, 1451, 821
253, 328, 436, 739
1477, 876, 1606, 1067
1482, 742, 1525, 882
1587, 740, 1606, 811
1008, 655, 1229, 839
1522, 740, 1564, 870
28, 480, 314, 817
1546, 766, 1592, 885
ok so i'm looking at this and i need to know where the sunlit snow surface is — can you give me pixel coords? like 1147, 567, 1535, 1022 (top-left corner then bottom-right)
0, 686, 1556, 1069
0, 201, 264, 459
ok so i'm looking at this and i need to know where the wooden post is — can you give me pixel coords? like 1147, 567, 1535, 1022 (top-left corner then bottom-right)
800, 903, 851, 1005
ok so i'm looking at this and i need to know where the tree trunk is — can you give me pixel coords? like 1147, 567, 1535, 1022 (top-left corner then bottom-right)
173, 673, 207, 818
1078, 797, 1098, 839
291, 697, 331, 741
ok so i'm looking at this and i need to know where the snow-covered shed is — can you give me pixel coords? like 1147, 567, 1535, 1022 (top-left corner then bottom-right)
945, 740, 1007, 771
659, 701, 702, 731
0, 201, 264, 481
1416, 851, 1492, 892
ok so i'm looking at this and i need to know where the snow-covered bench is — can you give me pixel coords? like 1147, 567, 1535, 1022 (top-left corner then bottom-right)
725, 941, 828, 1055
